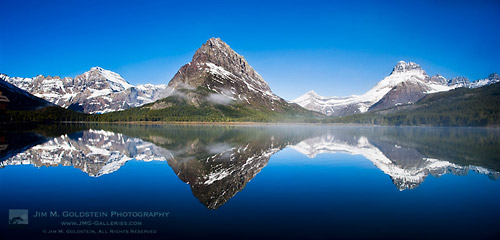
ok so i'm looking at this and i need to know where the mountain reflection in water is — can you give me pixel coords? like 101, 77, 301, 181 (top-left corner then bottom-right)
1, 125, 498, 209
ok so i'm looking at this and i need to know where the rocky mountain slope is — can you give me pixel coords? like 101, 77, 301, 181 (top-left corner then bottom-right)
292, 61, 499, 116
1, 67, 169, 114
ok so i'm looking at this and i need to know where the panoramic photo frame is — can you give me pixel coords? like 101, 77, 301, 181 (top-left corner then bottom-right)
0, 0, 499, 240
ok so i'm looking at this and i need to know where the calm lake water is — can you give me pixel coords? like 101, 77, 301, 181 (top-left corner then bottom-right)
1, 124, 499, 240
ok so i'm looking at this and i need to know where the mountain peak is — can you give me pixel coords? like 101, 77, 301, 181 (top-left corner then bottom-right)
205, 37, 226, 48
90, 66, 104, 71
448, 76, 469, 85
192, 38, 238, 64
391, 61, 424, 75
429, 74, 448, 85
165, 38, 303, 112
488, 73, 499, 80
171, 38, 269, 91
306, 90, 319, 96
81, 67, 133, 91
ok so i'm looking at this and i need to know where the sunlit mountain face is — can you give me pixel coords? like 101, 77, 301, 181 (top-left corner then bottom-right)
1, 125, 498, 210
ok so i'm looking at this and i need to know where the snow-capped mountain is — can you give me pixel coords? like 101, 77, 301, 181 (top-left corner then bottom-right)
441, 73, 499, 88
292, 61, 499, 116
1, 67, 170, 114
290, 131, 499, 190
468, 73, 500, 88
165, 37, 303, 112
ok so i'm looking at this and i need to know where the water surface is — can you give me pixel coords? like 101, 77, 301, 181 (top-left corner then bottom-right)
1, 124, 499, 239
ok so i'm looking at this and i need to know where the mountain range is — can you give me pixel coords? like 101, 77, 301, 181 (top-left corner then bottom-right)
1, 67, 169, 113
292, 61, 499, 116
1, 38, 498, 124
1, 38, 304, 117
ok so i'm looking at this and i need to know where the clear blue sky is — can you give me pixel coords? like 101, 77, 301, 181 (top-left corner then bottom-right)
1, 0, 499, 100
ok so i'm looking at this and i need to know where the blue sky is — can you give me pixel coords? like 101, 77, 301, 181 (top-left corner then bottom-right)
1, 0, 499, 100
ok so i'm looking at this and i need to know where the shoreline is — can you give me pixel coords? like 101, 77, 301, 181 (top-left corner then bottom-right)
2, 121, 498, 128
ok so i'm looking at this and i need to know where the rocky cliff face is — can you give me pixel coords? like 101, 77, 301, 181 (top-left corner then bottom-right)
167, 38, 301, 112
1, 68, 169, 114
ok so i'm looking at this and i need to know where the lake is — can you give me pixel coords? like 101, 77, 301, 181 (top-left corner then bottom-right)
1, 124, 499, 240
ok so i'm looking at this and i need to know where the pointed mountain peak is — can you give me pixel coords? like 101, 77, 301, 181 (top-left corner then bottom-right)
204, 37, 227, 48
174, 37, 268, 89
192, 37, 238, 64
391, 61, 424, 75
306, 90, 319, 96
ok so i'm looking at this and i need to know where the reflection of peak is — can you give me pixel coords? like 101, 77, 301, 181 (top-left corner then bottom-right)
2, 125, 307, 210
167, 135, 289, 209
3, 125, 498, 209
290, 132, 499, 191
1, 130, 170, 177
